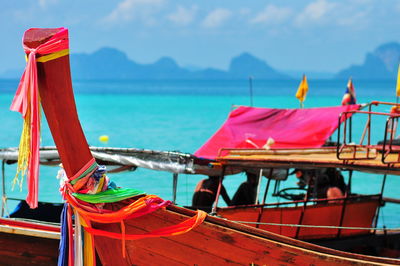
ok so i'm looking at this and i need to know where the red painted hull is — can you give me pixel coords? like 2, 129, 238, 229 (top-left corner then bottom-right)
0, 218, 60, 265
92, 204, 400, 265
217, 197, 379, 240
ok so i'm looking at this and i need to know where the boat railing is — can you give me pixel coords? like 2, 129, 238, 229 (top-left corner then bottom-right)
337, 101, 400, 163
219, 193, 381, 210
219, 146, 349, 157
382, 114, 400, 163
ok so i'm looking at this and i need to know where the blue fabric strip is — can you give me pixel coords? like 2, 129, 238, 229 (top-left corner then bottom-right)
58, 203, 69, 266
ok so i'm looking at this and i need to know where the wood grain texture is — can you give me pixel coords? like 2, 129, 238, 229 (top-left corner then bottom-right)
93, 203, 400, 265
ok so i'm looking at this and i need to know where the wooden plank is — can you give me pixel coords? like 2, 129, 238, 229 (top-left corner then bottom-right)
0, 224, 60, 239
172, 205, 400, 265
94, 223, 188, 266
94, 221, 245, 265
0, 232, 59, 266
383, 197, 400, 204
0, 217, 60, 239
92, 205, 400, 265
217, 149, 400, 175
0, 217, 60, 232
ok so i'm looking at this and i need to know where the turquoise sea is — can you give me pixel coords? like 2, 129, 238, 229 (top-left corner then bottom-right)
1, 78, 400, 228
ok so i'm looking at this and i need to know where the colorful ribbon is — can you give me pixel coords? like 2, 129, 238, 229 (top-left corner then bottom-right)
59, 159, 206, 266
83, 208, 207, 240
11, 27, 69, 209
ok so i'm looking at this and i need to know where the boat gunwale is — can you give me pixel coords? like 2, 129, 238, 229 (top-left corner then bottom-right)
0, 217, 60, 239
216, 193, 381, 210
166, 204, 400, 265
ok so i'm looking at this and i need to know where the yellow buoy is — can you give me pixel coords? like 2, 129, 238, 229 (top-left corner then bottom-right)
99, 135, 109, 143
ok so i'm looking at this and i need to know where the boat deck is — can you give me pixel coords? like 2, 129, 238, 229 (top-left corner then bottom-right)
216, 146, 400, 175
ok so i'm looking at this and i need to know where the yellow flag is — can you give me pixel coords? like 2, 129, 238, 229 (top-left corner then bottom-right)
396, 63, 400, 97
296, 75, 309, 103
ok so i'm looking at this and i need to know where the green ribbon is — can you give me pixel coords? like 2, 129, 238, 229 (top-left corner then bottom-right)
72, 188, 145, 203
70, 162, 98, 185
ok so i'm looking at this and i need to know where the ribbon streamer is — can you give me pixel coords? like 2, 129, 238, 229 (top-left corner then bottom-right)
11, 27, 69, 208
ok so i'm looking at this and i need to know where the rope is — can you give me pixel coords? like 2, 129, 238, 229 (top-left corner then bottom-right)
1, 195, 10, 217
233, 220, 400, 231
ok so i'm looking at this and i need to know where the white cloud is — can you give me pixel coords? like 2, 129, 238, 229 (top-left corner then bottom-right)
238, 8, 251, 16
336, 9, 368, 27
167, 5, 197, 26
335, 0, 372, 28
202, 8, 232, 28
292, 0, 372, 29
250, 5, 292, 25
102, 0, 165, 25
38, 0, 58, 9
295, 0, 337, 26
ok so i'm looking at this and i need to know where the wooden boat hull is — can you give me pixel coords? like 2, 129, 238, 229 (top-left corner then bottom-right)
0, 218, 60, 266
217, 197, 379, 240
93, 204, 400, 265
10, 28, 400, 265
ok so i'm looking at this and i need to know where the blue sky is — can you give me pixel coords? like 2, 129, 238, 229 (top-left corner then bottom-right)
1, 0, 400, 74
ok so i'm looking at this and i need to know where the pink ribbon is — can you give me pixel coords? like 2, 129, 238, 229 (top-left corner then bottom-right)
11, 27, 69, 208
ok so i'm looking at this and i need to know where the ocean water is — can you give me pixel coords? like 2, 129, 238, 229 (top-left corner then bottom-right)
1, 78, 400, 228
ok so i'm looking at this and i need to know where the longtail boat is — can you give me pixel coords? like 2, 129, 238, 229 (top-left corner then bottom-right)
5, 27, 400, 265
197, 102, 400, 258
191, 102, 383, 247
0, 146, 213, 265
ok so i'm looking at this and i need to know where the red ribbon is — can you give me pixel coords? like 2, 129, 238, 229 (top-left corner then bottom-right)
10, 27, 69, 208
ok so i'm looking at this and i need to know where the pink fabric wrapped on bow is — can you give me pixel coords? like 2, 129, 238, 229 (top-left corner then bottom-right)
11, 27, 69, 208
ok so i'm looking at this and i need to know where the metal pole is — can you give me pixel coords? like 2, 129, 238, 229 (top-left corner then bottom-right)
347, 170, 353, 194
256, 169, 273, 229
255, 169, 263, 204
374, 174, 387, 234
172, 173, 178, 204
273, 179, 280, 195
336, 115, 342, 159
368, 105, 372, 147
349, 117, 352, 143
212, 166, 226, 214
1, 160, 6, 217
295, 174, 313, 238
262, 169, 273, 204
337, 170, 353, 237
337, 191, 349, 238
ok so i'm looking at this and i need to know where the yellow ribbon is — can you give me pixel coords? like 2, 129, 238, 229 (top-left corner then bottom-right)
24, 49, 70, 63
36, 49, 69, 62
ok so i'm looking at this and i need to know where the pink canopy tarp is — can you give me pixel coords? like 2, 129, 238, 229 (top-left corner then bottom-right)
195, 105, 360, 159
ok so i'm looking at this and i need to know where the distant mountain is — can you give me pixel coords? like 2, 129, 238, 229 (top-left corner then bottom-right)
336, 42, 400, 80
69, 48, 289, 80
71, 47, 143, 79
7, 44, 400, 81
228, 53, 289, 79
